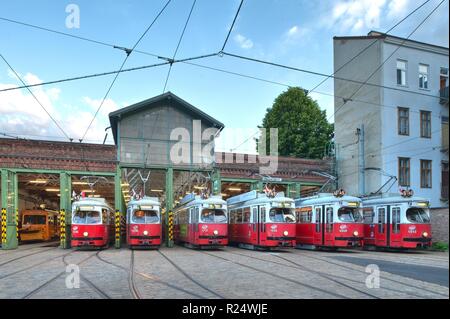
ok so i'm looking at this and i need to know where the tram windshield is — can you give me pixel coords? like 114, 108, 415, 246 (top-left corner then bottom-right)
23, 215, 46, 225
73, 210, 101, 224
131, 210, 159, 224
200, 209, 227, 223
268, 208, 296, 223
406, 208, 430, 223
338, 207, 363, 222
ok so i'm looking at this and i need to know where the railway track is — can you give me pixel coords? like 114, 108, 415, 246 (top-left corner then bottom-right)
0, 247, 58, 267
223, 248, 382, 299
195, 248, 349, 299
22, 252, 97, 299
296, 251, 449, 298
95, 250, 206, 299
0, 250, 74, 280
157, 249, 225, 299
129, 250, 142, 299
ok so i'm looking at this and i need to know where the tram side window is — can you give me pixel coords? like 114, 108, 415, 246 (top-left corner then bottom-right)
363, 208, 374, 224
23, 215, 46, 225
243, 207, 251, 223
260, 207, 266, 223
392, 207, 401, 233
297, 207, 312, 223
378, 208, 385, 233
236, 209, 243, 224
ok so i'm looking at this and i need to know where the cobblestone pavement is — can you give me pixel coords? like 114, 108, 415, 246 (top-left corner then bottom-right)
0, 242, 448, 299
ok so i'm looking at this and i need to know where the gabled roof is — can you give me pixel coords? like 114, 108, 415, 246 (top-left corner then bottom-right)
109, 91, 224, 143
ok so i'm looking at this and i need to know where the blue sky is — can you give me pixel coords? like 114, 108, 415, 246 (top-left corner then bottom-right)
0, 0, 448, 152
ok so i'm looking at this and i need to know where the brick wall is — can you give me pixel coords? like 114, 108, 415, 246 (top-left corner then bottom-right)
0, 138, 117, 172
431, 207, 449, 243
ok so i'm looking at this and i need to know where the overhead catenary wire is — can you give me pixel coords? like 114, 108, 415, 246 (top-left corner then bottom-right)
330, 0, 447, 122
0, 53, 72, 141
307, 0, 432, 95
162, 0, 197, 93
221, 0, 244, 51
80, 0, 172, 142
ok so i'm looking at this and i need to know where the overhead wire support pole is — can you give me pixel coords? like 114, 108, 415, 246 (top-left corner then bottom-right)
0, 53, 72, 142
81, 0, 172, 142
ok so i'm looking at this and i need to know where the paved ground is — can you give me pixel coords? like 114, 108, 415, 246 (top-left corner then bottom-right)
0, 242, 448, 299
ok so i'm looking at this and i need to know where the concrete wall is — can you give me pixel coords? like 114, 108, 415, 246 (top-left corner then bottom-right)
431, 207, 449, 243
333, 37, 383, 196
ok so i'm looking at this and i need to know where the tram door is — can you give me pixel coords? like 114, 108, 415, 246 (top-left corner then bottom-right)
313, 206, 323, 245
390, 206, 402, 247
375, 206, 389, 247
251, 206, 258, 244
324, 205, 334, 245
189, 207, 196, 242
258, 206, 266, 245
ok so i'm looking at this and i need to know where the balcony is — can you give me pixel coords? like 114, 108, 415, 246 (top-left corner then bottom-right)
440, 86, 449, 105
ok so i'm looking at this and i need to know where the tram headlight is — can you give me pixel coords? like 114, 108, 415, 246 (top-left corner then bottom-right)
422, 232, 429, 238
143, 230, 149, 236
353, 231, 359, 237
283, 230, 289, 236
83, 232, 88, 237
213, 230, 219, 236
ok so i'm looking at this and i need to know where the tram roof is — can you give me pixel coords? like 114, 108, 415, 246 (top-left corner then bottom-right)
295, 193, 361, 206
127, 196, 160, 207
227, 191, 294, 207
361, 194, 429, 206
72, 197, 112, 209
109, 91, 225, 143
175, 195, 226, 209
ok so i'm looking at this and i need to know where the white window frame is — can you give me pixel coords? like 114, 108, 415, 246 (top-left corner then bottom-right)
419, 63, 429, 89
396, 59, 407, 86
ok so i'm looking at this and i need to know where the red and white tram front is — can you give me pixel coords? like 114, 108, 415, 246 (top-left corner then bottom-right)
71, 198, 113, 248
295, 193, 364, 249
362, 193, 432, 249
174, 194, 228, 248
228, 191, 296, 249
126, 197, 162, 248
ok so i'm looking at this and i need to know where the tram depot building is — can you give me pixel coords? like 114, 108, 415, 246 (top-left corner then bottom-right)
0, 92, 334, 250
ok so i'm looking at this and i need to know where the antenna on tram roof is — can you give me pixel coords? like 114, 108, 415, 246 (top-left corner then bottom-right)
138, 170, 151, 197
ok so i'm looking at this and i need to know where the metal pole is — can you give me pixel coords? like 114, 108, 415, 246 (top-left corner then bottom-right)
165, 167, 174, 248
359, 124, 365, 196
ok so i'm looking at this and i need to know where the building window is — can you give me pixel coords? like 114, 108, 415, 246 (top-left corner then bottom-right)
441, 67, 449, 89
398, 157, 410, 187
420, 160, 432, 188
419, 64, 429, 89
420, 110, 431, 138
398, 107, 409, 135
396, 60, 407, 86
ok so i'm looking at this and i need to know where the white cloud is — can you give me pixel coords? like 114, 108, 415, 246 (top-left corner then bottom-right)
83, 96, 120, 117
286, 25, 310, 39
234, 34, 254, 49
387, 0, 409, 19
0, 71, 117, 144
323, 0, 387, 33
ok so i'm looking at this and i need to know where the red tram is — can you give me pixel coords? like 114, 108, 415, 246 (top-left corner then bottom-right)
227, 191, 296, 250
71, 198, 114, 248
126, 197, 162, 248
174, 193, 228, 248
295, 191, 364, 249
362, 191, 432, 249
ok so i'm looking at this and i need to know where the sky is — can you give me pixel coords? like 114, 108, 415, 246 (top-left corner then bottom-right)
0, 0, 448, 153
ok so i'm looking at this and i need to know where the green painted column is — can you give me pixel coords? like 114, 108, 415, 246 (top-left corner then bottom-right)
294, 183, 301, 199
165, 167, 174, 248
114, 166, 123, 249
1, 170, 18, 250
59, 172, 72, 249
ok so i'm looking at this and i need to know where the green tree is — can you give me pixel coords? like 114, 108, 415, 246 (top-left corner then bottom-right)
259, 87, 333, 159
